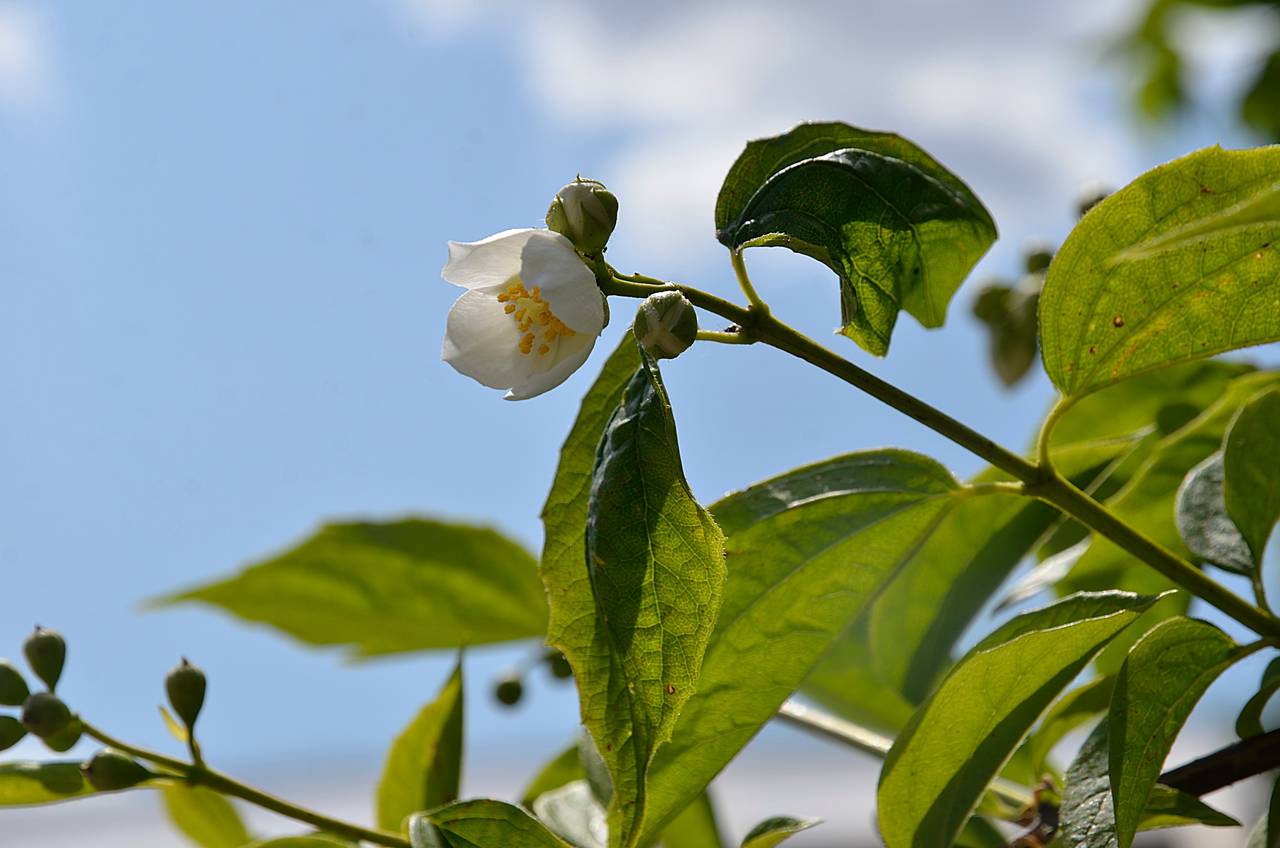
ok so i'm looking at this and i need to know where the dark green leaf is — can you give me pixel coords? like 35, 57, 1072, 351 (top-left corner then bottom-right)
1224, 388, 1280, 566
739, 815, 821, 848
1139, 784, 1240, 830
0, 761, 95, 806
377, 657, 465, 831
1027, 675, 1116, 774
1040, 145, 1280, 396
1060, 719, 1118, 848
1175, 452, 1253, 573
661, 792, 724, 848
637, 450, 960, 844
877, 591, 1155, 848
521, 744, 583, 809
161, 784, 252, 848
532, 781, 605, 848
1237, 657, 1280, 739
1108, 616, 1241, 848
716, 122, 996, 355
410, 799, 570, 848
157, 519, 545, 657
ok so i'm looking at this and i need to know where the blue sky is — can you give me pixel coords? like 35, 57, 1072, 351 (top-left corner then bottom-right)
2, 1, 1278, 845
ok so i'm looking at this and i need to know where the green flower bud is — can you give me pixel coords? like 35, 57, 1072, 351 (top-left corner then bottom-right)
21, 691, 72, 739
545, 650, 573, 680
165, 658, 207, 731
82, 749, 154, 791
44, 718, 82, 753
1023, 242, 1053, 275
546, 178, 618, 254
0, 715, 26, 752
634, 291, 698, 360
493, 672, 523, 707
23, 626, 66, 692
0, 661, 30, 706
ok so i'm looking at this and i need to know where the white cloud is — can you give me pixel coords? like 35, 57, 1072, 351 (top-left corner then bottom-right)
0, 4, 57, 119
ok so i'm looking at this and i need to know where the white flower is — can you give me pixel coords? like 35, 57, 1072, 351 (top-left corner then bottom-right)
441, 228, 606, 400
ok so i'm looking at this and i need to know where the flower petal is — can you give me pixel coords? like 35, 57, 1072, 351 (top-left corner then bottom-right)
442, 229, 538, 290
505, 331, 598, 401
442, 289, 539, 389
520, 230, 606, 333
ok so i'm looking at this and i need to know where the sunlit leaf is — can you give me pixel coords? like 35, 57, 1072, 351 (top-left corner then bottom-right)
0, 761, 98, 806
376, 657, 464, 832
740, 815, 822, 848
1027, 675, 1115, 774
1041, 145, 1280, 396
161, 784, 251, 848
410, 799, 570, 848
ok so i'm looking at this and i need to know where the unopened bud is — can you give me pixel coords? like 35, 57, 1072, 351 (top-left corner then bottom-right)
21, 692, 72, 739
82, 749, 154, 791
24, 627, 66, 692
493, 672, 524, 707
546, 178, 618, 254
545, 650, 573, 680
0, 716, 26, 752
44, 718, 82, 753
0, 661, 30, 706
165, 659, 207, 731
634, 291, 698, 359
1023, 242, 1053, 274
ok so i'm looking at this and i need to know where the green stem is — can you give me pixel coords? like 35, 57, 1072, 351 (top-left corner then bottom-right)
1035, 395, 1077, 468
601, 271, 1280, 639
79, 721, 411, 848
775, 701, 1031, 809
695, 329, 753, 345
730, 249, 769, 313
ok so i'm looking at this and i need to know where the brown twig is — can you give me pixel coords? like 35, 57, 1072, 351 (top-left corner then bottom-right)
1160, 728, 1280, 796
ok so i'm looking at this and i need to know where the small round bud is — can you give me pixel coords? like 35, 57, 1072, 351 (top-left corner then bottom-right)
1023, 242, 1053, 274
0, 715, 26, 752
165, 659, 207, 731
0, 661, 30, 706
493, 672, 524, 707
21, 691, 72, 739
545, 650, 573, 680
634, 291, 698, 360
44, 718, 82, 753
546, 178, 618, 254
82, 749, 154, 791
24, 626, 66, 692
1076, 184, 1110, 219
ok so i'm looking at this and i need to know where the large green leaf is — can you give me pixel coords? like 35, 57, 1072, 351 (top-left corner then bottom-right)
410, 799, 570, 848
161, 785, 252, 848
1040, 145, 1280, 396
660, 792, 724, 848
1224, 387, 1280, 566
715, 122, 996, 355
158, 519, 545, 656
547, 344, 725, 848
1108, 616, 1241, 848
1027, 675, 1115, 774
876, 591, 1155, 848
636, 450, 960, 844
1175, 453, 1253, 574
0, 761, 98, 806
1238, 657, 1280, 739
377, 658, 464, 832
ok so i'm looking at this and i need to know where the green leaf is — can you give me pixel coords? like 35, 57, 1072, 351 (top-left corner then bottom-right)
1116, 181, 1280, 261
1108, 616, 1241, 848
1224, 387, 1280, 566
954, 817, 1006, 848
157, 519, 545, 657
410, 799, 570, 848
876, 591, 1156, 848
740, 816, 822, 848
579, 351, 726, 848
161, 784, 252, 848
715, 122, 996, 355
1175, 452, 1253, 573
1040, 145, 1280, 396
377, 657, 465, 831
1237, 656, 1280, 739
532, 781, 606, 848
637, 450, 960, 843
1027, 675, 1116, 774
0, 761, 95, 806
1247, 774, 1280, 848
521, 744, 584, 809
1139, 784, 1240, 830
661, 792, 724, 848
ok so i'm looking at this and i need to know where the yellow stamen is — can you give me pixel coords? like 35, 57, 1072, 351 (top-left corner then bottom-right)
497, 280, 576, 357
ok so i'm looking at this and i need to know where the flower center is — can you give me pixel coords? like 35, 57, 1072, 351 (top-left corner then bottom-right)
496, 280, 576, 356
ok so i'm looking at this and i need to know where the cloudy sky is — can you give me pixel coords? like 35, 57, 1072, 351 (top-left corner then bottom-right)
1, 1, 1276, 845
